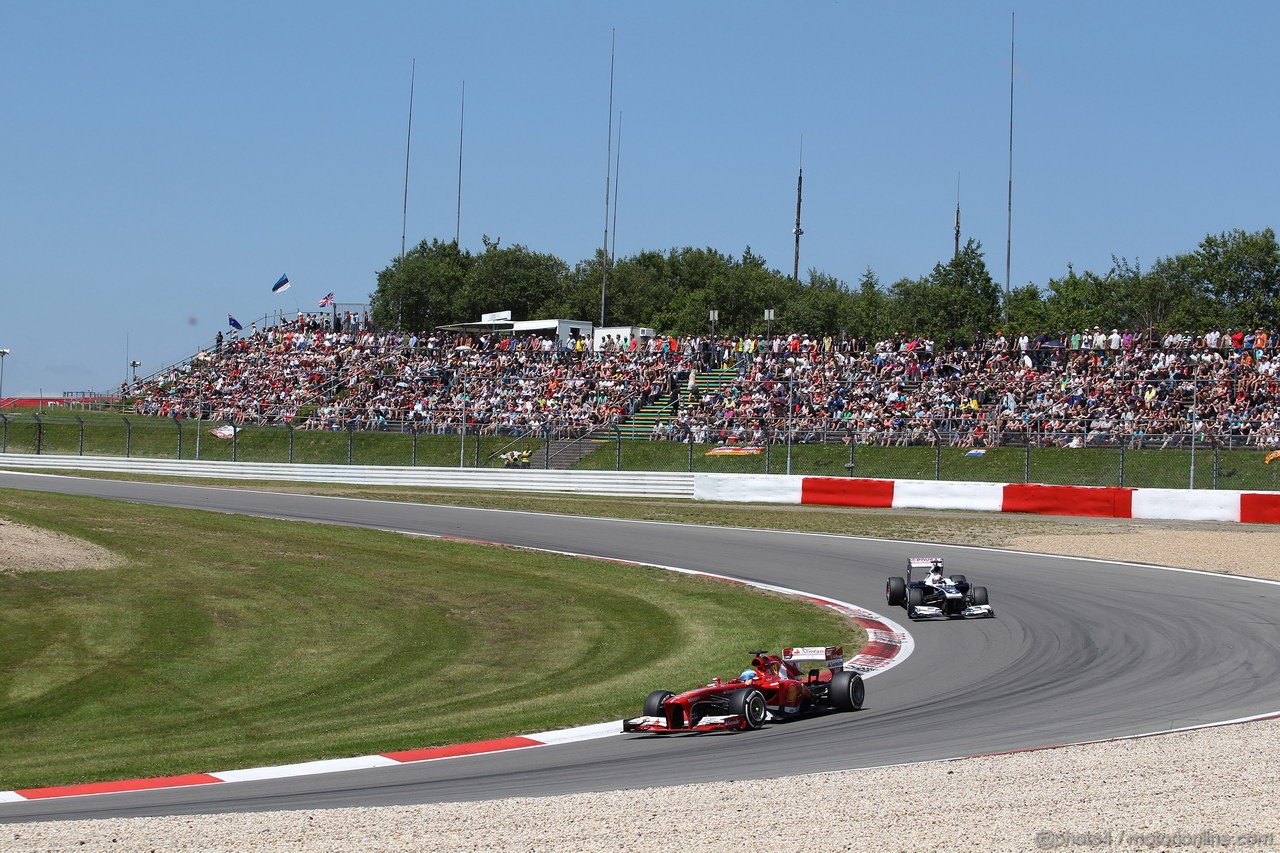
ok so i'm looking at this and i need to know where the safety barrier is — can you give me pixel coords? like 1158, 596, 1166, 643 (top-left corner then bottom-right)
699, 473, 1280, 524
7, 455, 1280, 524
0, 454, 696, 499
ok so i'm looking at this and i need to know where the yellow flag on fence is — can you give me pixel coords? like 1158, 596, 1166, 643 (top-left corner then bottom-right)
1264, 450, 1280, 464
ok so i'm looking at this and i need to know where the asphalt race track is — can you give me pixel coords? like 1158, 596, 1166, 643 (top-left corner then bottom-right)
2, 471, 1278, 823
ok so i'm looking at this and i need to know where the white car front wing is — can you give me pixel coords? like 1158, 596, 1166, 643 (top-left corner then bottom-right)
908, 604, 994, 619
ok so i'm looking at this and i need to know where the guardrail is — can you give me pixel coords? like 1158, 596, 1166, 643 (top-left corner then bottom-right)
0, 454, 696, 498
6, 454, 1277, 524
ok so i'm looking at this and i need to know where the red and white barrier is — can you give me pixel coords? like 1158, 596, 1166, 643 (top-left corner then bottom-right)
699, 473, 1280, 524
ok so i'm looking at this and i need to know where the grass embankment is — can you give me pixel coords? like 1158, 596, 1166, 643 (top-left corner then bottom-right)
0, 411, 539, 468
0, 491, 862, 791
4, 410, 1278, 490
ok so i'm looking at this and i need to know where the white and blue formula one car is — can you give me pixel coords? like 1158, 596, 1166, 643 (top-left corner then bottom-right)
886, 557, 994, 620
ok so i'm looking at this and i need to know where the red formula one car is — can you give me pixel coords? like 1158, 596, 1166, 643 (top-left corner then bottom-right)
622, 646, 864, 734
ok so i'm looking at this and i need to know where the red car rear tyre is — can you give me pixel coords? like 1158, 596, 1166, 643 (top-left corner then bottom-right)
829, 670, 864, 711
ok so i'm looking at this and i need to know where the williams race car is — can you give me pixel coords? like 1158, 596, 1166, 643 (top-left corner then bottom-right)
622, 646, 864, 734
886, 557, 994, 620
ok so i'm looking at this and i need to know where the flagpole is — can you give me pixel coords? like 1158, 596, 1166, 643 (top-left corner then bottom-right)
456, 80, 465, 246
610, 110, 622, 264
1004, 13, 1015, 321
792, 136, 804, 282
401, 58, 416, 263
599, 29, 616, 328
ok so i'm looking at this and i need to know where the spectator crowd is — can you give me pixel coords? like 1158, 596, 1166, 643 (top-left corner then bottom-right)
128, 314, 1280, 451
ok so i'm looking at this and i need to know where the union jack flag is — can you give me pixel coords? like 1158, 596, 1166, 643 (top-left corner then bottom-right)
317, 292, 335, 307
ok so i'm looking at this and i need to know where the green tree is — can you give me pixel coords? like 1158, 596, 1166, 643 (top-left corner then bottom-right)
1005, 283, 1048, 335
452, 236, 570, 322
886, 275, 934, 337
845, 268, 887, 341
1043, 263, 1113, 334
370, 238, 473, 333
1188, 228, 1280, 329
785, 270, 847, 335
888, 240, 1000, 344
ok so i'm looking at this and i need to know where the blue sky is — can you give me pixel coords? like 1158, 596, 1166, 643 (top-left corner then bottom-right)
2, 1, 1278, 396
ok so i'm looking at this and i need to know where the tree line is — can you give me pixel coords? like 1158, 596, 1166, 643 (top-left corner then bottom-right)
369, 228, 1280, 343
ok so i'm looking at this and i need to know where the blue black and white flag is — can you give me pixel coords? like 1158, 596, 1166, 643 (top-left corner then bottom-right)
228, 314, 244, 330
271, 273, 291, 293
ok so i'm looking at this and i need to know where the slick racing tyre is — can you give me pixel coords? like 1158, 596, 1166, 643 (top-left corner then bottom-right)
970, 586, 989, 606
906, 587, 924, 615
886, 576, 906, 606
728, 688, 768, 730
643, 690, 674, 717
828, 669, 865, 712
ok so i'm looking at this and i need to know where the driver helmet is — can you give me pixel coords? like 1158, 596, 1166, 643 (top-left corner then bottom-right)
739, 669, 757, 681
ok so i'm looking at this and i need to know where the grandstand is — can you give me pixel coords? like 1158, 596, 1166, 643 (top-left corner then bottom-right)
123, 315, 1280, 454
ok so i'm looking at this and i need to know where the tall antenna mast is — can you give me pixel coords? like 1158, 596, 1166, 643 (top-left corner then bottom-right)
455, 80, 465, 245
599, 29, 616, 328
401, 58, 416, 263
1004, 13, 1015, 318
792, 136, 804, 282
611, 111, 622, 264
954, 172, 962, 258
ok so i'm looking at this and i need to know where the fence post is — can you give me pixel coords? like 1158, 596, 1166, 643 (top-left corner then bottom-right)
934, 433, 941, 480
1213, 443, 1221, 489
0, 413, 6, 453
412, 431, 418, 467
32, 414, 42, 455
173, 416, 182, 459
543, 428, 550, 469
75, 415, 85, 456
1024, 439, 1031, 484
347, 428, 354, 465
195, 416, 201, 460
1189, 430, 1196, 489
287, 422, 295, 464
687, 435, 694, 472
230, 421, 237, 463
474, 433, 481, 468
1119, 442, 1126, 487
615, 428, 622, 471
122, 416, 131, 458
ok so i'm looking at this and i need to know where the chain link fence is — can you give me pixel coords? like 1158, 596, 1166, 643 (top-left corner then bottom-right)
3, 413, 1278, 491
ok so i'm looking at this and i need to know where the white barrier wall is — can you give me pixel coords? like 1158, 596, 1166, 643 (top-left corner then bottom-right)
4, 456, 1278, 525
0, 454, 696, 499
693, 473, 803, 504
1130, 488, 1241, 522
891, 479, 1005, 512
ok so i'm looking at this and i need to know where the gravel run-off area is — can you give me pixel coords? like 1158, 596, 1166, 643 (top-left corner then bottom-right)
3, 517, 1279, 852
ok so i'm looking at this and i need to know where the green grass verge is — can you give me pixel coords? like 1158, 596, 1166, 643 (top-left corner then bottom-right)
0, 490, 862, 790
578, 439, 1280, 490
